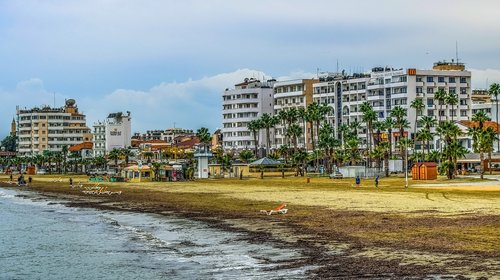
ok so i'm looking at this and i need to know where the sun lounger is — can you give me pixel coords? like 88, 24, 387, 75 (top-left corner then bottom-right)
260, 203, 288, 215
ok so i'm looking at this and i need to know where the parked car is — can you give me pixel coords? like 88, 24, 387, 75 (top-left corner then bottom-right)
36, 169, 46, 175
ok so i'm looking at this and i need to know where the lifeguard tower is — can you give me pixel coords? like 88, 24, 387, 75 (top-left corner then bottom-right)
194, 144, 212, 179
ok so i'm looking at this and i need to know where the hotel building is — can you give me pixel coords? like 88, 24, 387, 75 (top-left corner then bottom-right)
16, 99, 92, 156
273, 79, 319, 149
221, 78, 275, 153
93, 111, 132, 157
313, 62, 472, 151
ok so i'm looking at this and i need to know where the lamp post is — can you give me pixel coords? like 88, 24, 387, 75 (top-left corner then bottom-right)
405, 142, 409, 189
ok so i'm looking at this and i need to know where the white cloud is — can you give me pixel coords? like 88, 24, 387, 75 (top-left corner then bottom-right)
470, 69, 500, 89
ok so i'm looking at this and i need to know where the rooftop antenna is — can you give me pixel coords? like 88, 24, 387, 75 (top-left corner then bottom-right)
53, 92, 56, 108
455, 41, 459, 64
336, 59, 339, 74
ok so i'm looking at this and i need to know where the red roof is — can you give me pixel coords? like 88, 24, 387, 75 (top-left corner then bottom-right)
413, 162, 438, 167
458, 121, 500, 133
176, 137, 200, 149
69, 142, 93, 152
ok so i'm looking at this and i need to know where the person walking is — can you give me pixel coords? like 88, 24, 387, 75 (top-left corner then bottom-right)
69, 178, 73, 187
375, 175, 379, 188
355, 175, 361, 187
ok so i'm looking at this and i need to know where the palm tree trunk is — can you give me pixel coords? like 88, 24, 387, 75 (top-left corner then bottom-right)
496, 98, 499, 152
489, 151, 492, 175
480, 152, 485, 179
388, 128, 393, 158
266, 128, 270, 156
253, 130, 258, 157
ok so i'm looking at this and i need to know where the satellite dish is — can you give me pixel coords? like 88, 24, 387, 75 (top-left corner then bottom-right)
66, 99, 76, 106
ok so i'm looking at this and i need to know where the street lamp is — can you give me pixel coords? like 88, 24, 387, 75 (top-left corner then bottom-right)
405, 142, 409, 189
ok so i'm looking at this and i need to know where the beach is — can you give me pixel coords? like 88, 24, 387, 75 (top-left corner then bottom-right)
1, 174, 499, 279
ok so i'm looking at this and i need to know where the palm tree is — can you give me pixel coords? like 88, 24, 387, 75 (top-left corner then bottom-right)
247, 119, 262, 157
196, 127, 212, 152
360, 102, 377, 166
259, 113, 278, 156
339, 123, 351, 148
416, 128, 433, 155
427, 150, 441, 162
345, 137, 361, 165
436, 120, 462, 178
472, 110, 490, 129
434, 88, 447, 123
390, 106, 410, 158
121, 147, 134, 166
446, 92, 459, 122
291, 150, 308, 176
61, 145, 69, 174
489, 83, 500, 152
277, 145, 290, 164
238, 150, 254, 163
383, 117, 395, 157
410, 98, 425, 150
108, 148, 122, 172
287, 123, 302, 152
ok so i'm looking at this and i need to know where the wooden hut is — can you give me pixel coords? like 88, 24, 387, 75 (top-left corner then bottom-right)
412, 162, 438, 180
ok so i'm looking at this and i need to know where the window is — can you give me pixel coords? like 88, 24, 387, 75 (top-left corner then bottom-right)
427, 87, 434, 94
426, 76, 434, 82
460, 99, 467, 105
460, 110, 467, 117
449, 87, 456, 94
427, 99, 434, 107
460, 77, 467, 83
438, 76, 445, 83
416, 87, 423, 93
416, 76, 423, 82
449, 77, 456, 83
460, 87, 467, 94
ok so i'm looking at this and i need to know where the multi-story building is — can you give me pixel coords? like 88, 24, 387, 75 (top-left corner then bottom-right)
93, 111, 132, 156
222, 78, 275, 153
16, 99, 92, 156
132, 128, 194, 143
273, 79, 319, 150
313, 62, 472, 152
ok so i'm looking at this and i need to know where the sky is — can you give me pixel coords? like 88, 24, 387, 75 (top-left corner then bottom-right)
1, 0, 500, 138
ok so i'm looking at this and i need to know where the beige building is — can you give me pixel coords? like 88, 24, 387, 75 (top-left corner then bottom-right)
16, 99, 92, 156
273, 79, 318, 150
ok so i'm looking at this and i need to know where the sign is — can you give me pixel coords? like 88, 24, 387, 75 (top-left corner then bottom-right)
393, 131, 408, 137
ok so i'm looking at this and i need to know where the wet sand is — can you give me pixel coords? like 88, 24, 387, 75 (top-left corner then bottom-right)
2, 175, 499, 279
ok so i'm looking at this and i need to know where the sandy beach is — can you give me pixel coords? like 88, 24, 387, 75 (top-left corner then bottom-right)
2, 174, 499, 279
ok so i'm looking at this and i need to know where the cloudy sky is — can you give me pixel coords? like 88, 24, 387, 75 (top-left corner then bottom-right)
1, 0, 500, 138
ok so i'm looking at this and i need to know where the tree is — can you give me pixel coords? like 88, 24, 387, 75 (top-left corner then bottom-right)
0, 135, 16, 151
61, 145, 69, 174
238, 150, 254, 163
446, 92, 458, 122
390, 106, 410, 158
121, 147, 134, 166
259, 113, 278, 156
108, 148, 122, 172
434, 88, 447, 123
416, 128, 433, 155
436, 120, 462, 178
247, 119, 262, 157
277, 145, 290, 164
287, 123, 302, 152
489, 83, 500, 152
360, 102, 377, 166
410, 98, 425, 150
383, 117, 395, 157
196, 127, 212, 152
291, 150, 308, 176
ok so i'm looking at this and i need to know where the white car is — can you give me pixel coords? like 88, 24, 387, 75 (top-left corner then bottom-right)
37, 169, 47, 175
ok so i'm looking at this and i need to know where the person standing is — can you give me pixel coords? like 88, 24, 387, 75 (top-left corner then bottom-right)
355, 175, 360, 187
375, 175, 379, 188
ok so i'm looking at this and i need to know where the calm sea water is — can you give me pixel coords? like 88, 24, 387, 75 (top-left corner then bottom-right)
0, 187, 312, 279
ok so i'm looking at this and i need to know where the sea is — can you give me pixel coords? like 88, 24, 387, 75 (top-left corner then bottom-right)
0, 187, 312, 280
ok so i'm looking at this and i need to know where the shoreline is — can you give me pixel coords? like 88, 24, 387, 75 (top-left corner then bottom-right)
1, 175, 499, 279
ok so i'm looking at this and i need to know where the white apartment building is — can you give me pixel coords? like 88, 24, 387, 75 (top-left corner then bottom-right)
93, 111, 132, 156
313, 62, 472, 152
222, 78, 275, 153
273, 79, 318, 150
16, 99, 92, 156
